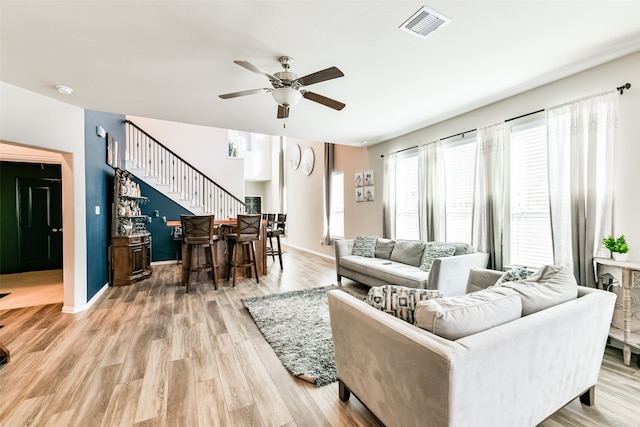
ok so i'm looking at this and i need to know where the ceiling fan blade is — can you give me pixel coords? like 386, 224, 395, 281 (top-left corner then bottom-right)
297, 66, 344, 86
303, 91, 345, 110
234, 60, 282, 84
277, 105, 289, 119
219, 88, 269, 99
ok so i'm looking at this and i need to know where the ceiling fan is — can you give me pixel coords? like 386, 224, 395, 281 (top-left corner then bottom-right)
219, 56, 345, 119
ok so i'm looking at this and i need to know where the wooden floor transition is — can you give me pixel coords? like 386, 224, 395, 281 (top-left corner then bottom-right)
0, 246, 638, 427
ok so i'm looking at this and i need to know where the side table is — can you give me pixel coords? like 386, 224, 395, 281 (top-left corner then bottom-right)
594, 257, 640, 366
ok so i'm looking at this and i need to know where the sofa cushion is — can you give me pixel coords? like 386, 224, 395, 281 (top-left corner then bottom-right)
419, 242, 457, 272
352, 235, 378, 258
390, 240, 425, 267
451, 242, 475, 255
414, 287, 522, 340
367, 285, 442, 324
340, 256, 430, 288
375, 238, 395, 260
494, 265, 578, 316
495, 266, 532, 284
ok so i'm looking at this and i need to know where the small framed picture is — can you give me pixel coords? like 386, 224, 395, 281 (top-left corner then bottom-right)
355, 187, 364, 202
106, 134, 119, 168
364, 170, 374, 186
355, 172, 363, 187
364, 186, 374, 201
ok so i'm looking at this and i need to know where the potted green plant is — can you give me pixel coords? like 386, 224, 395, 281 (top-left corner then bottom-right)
602, 234, 629, 261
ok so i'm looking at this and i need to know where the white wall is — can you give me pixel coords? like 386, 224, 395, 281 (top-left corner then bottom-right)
0, 81, 87, 309
366, 51, 640, 261
127, 115, 245, 198
244, 134, 272, 181
283, 138, 333, 257
334, 144, 378, 238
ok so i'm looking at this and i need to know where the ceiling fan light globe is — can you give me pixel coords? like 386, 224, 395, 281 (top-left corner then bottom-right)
272, 87, 302, 107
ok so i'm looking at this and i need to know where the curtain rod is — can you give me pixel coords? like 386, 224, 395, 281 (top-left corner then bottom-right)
380, 82, 631, 159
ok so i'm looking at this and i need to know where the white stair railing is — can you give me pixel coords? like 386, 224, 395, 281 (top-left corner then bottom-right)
125, 120, 245, 218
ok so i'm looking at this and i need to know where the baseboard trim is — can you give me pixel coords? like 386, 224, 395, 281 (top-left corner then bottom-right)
281, 242, 334, 260
61, 282, 109, 314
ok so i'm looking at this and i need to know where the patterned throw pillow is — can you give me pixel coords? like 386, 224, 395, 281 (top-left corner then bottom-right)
352, 235, 378, 257
495, 266, 532, 284
367, 285, 443, 324
419, 242, 457, 272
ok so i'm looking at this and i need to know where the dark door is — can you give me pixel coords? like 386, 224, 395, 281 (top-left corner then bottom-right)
17, 178, 63, 271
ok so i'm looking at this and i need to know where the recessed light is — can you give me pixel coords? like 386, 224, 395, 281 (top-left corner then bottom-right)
361, 140, 367, 144
56, 85, 74, 95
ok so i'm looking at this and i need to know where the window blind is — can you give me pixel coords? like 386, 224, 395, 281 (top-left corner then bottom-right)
330, 171, 344, 238
443, 139, 476, 243
396, 152, 419, 240
509, 121, 554, 267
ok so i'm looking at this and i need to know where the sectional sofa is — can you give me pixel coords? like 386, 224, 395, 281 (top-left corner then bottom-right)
328, 266, 616, 427
335, 237, 489, 296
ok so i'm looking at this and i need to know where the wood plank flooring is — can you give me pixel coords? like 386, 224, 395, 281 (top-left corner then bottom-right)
0, 246, 639, 426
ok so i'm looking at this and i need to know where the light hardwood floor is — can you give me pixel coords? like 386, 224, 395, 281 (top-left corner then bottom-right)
0, 247, 638, 427
0, 269, 63, 310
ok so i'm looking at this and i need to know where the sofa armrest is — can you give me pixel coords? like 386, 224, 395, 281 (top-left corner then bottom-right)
465, 267, 504, 293
427, 252, 490, 296
327, 290, 465, 427
334, 239, 354, 281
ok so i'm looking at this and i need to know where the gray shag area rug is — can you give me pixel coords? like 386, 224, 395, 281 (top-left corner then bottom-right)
242, 285, 342, 387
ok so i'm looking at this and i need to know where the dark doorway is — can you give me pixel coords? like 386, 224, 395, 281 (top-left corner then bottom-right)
17, 178, 63, 271
245, 196, 262, 214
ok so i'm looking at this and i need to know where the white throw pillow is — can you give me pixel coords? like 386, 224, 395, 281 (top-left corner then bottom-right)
494, 265, 578, 316
414, 287, 522, 340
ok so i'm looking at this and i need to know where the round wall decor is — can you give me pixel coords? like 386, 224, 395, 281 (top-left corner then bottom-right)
300, 147, 315, 176
289, 143, 301, 170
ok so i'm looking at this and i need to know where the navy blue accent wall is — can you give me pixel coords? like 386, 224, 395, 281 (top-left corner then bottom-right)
84, 110, 124, 300
134, 177, 192, 262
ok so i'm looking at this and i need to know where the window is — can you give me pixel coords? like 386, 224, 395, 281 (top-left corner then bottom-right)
329, 171, 344, 238
395, 151, 419, 240
443, 137, 476, 243
508, 120, 553, 268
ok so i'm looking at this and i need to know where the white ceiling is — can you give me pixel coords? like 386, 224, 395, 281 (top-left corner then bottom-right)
2, 1, 640, 146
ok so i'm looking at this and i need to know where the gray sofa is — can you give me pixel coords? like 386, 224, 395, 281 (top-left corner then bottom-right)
328, 267, 616, 427
335, 238, 489, 296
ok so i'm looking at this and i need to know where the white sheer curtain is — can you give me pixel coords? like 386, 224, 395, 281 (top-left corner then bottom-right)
546, 91, 617, 286
471, 123, 505, 270
419, 141, 446, 241
382, 153, 397, 239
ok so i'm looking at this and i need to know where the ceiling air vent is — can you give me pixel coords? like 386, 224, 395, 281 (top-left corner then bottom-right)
399, 6, 451, 40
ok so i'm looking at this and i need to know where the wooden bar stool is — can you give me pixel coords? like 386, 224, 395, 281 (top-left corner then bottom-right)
226, 214, 261, 287
267, 213, 286, 269
181, 215, 218, 293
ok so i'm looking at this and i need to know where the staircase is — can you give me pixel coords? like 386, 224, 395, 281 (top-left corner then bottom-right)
124, 120, 245, 217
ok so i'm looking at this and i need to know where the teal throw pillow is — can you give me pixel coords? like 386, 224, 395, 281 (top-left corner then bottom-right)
367, 285, 443, 324
352, 235, 378, 258
419, 242, 457, 272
